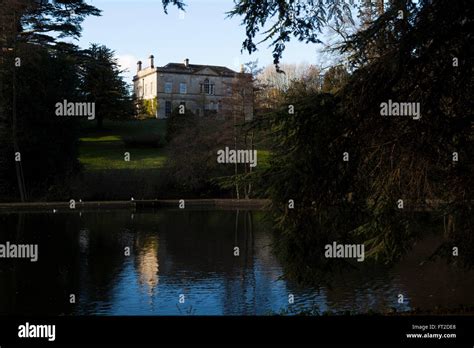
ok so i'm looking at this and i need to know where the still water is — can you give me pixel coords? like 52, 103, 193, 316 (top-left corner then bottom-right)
0, 209, 473, 315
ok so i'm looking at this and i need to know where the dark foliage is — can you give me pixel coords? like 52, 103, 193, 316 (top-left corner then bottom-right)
255, 0, 473, 284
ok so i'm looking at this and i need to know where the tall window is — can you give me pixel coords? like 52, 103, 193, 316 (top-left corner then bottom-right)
165, 101, 172, 117
179, 83, 187, 94
200, 79, 215, 95
165, 82, 172, 94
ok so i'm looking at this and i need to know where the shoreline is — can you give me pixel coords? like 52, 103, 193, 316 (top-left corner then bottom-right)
0, 198, 271, 212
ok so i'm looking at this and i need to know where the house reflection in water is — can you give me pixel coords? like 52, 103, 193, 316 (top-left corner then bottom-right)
135, 236, 160, 297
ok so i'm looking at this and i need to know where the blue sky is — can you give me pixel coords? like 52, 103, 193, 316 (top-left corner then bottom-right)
76, 0, 340, 82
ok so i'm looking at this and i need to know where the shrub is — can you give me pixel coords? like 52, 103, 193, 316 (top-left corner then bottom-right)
165, 107, 197, 143
122, 133, 164, 148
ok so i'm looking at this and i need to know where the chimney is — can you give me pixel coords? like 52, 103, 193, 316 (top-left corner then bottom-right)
137, 60, 142, 72
149, 54, 154, 68
184, 58, 189, 67
240, 64, 245, 73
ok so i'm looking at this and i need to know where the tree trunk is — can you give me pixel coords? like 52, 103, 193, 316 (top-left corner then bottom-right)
377, 0, 384, 15
233, 103, 240, 199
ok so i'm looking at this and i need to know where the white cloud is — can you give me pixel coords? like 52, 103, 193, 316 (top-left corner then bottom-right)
116, 54, 138, 82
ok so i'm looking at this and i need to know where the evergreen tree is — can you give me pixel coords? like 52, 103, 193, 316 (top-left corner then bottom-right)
80, 44, 133, 129
0, 0, 100, 201
254, 0, 473, 276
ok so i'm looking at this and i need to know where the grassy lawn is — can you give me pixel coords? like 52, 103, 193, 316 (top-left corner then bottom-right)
79, 118, 271, 171
79, 119, 168, 171
76, 118, 271, 199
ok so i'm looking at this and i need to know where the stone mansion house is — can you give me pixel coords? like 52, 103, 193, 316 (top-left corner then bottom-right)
133, 55, 253, 120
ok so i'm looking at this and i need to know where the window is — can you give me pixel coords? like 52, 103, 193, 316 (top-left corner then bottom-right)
179, 83, 187, 94
165, 101, 172, 117
165, 82, 172, 94
200, 79, 215, 95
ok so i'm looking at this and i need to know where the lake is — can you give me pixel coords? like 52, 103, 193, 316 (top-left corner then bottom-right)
1, 209, 473, 315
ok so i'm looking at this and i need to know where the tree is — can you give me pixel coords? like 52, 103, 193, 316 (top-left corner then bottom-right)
165, 65, 256, 198
227, 0, 356, 68
165, 106, 196, 143
0, 0, 100, 201
258, 0, 473, 275
80, 44, 133, 129
321, 65, 350, 93
165, 111, 236, 195
339, 0, 473, 261
158, 0, 356, 68
12, 0, 101, 46
257, 63, 322, 109
218, 65, 257, 199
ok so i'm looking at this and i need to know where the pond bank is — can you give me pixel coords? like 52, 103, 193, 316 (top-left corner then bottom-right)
0, 198, 271, 212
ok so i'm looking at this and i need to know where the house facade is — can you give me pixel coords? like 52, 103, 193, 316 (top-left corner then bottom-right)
133, 55, 253, 120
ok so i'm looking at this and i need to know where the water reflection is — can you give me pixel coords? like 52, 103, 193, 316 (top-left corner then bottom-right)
0, 209, 473, 315
136, 235, 159, 297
